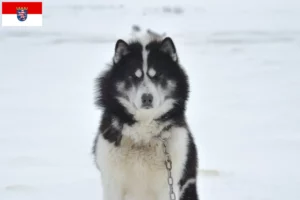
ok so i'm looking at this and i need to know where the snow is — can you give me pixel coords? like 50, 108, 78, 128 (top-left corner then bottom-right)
1, 0, 300, 199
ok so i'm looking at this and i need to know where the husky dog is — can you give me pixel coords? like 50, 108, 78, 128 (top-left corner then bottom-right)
93, 33, 199, 200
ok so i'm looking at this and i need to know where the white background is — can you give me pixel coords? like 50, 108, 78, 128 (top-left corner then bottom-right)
0, 0, 300, 199
2, 15, 43, 26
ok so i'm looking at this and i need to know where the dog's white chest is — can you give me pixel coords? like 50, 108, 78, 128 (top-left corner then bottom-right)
106, 139, 167, 192
95, 126, 188, 200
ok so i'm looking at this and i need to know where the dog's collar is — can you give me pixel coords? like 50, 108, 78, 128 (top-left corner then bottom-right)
153, 124, 173, 141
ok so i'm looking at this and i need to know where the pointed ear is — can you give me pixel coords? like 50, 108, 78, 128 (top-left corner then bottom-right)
159, 37, 178, 62
113, 39, 129, 63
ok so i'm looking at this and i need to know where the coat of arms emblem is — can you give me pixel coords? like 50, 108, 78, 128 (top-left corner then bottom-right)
16, 7, 28, 22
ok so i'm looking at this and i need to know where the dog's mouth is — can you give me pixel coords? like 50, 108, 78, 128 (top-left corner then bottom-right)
142, 105, 153, 109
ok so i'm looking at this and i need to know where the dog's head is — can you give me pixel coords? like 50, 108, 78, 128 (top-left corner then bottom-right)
97, 36, 189, 124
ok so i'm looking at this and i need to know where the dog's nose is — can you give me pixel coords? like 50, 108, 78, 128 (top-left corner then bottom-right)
141, 93, 153, 108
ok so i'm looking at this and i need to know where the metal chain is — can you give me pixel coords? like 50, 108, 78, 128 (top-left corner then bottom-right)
161, 138, 176, 200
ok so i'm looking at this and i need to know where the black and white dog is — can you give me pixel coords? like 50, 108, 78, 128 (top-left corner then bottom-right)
93, 33, 199, 200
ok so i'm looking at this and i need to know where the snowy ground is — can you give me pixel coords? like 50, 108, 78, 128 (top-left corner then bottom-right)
1, 0, 300, 199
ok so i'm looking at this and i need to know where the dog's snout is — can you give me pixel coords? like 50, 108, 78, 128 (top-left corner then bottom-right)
141, 93, 153, 108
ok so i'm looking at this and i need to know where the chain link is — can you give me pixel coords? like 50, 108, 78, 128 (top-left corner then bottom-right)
161, 138, 176, 200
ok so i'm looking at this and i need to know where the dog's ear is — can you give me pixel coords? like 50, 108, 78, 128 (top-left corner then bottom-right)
114, 39, 129, 64
159, 37, 178, 62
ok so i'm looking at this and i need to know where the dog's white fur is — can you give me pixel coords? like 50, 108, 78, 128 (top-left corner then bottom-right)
94, 126, 189, 200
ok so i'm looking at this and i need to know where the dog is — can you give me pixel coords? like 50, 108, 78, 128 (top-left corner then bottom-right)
92, 33, 199, 200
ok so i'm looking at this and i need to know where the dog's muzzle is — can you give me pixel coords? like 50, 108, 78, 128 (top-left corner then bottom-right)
141, 93, 153, 109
